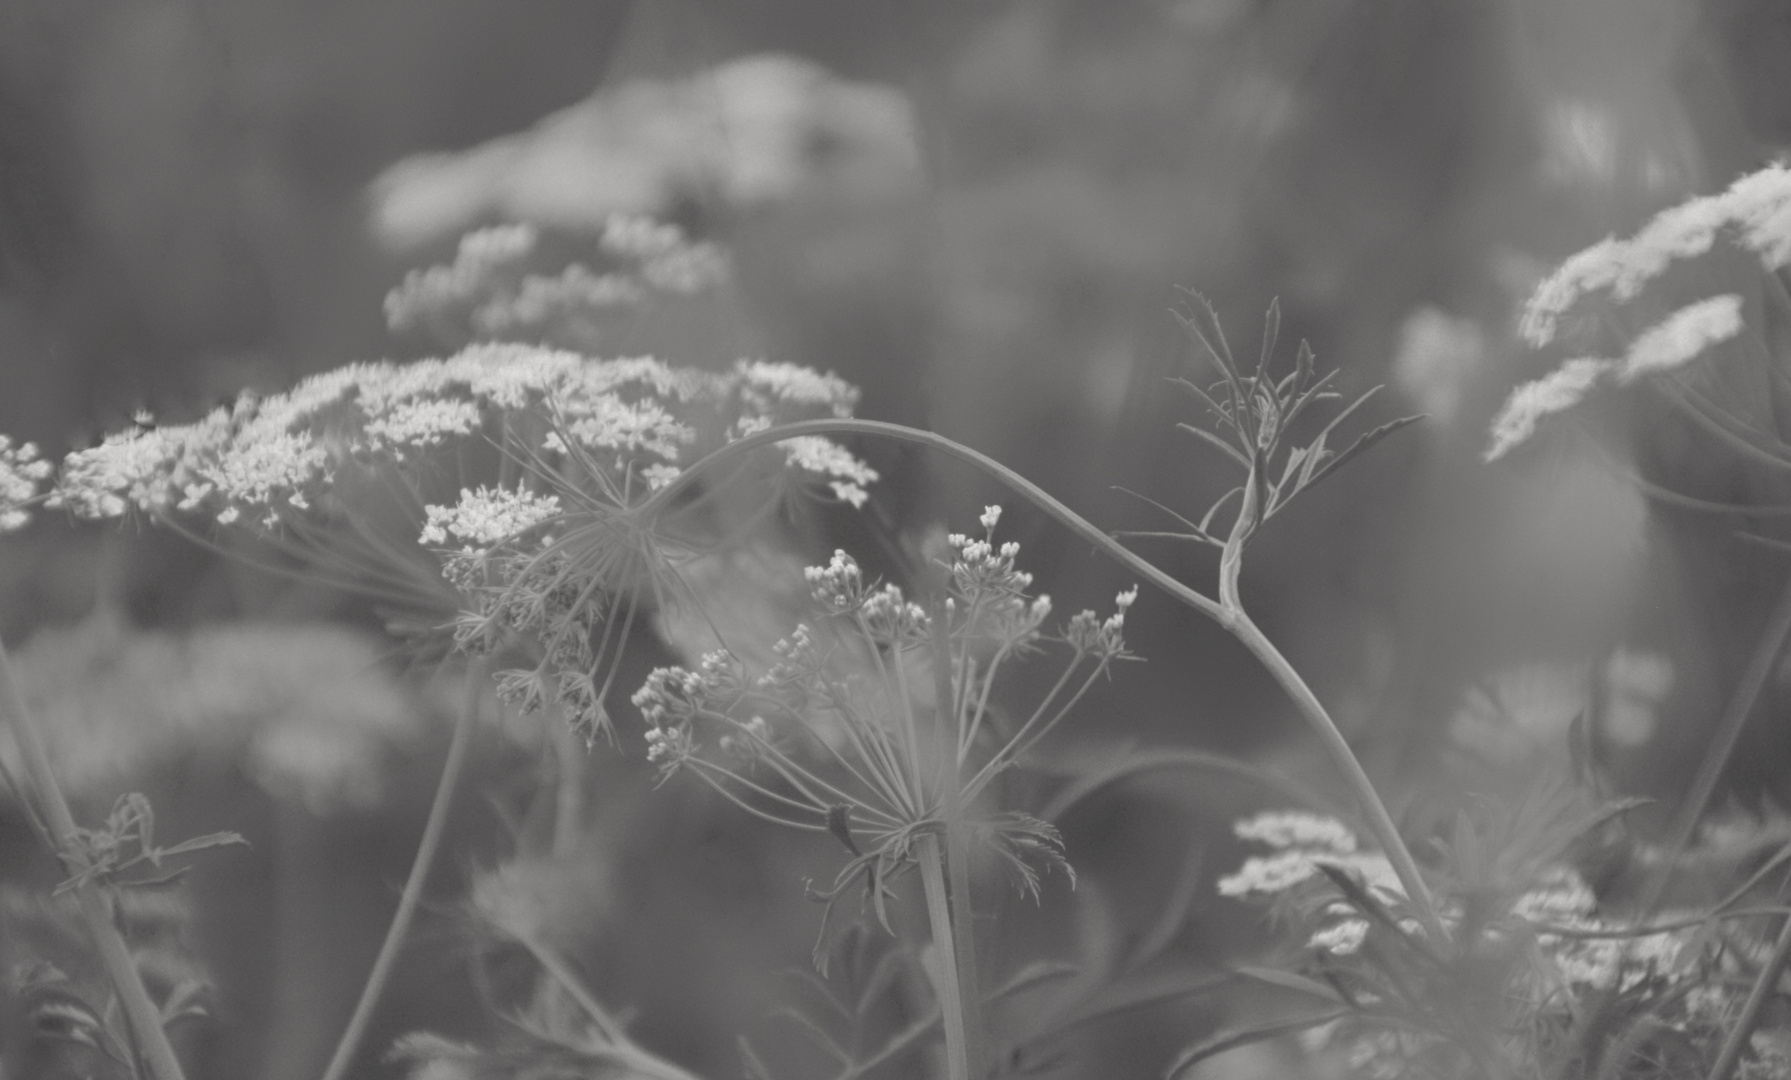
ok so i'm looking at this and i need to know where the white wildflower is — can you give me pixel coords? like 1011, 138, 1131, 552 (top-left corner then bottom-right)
979, 504, 1002, 532
1484, 356, 1616, 461
641, 242, 731, 294
385, 224, 538, 333
1727, 161, 1791, 268
1220, 809, 1403, 905
641, 463, 682, 490
601, 216, 688, 261
209, 431, 329, 514
1309, 917, 1370, 956
363, 398, 483, 452
471, 265, 644, 337
53, 411, 237, 519
1520, 163, 1791, 347
736, 360, 861, 418
779, 435, 878, 507
1514, 865, 1597, 922
0, 436, 51, 531
805, 549, 864, 612
1617, 294, 1744, 382
419, 486, 561, 549
1234, 810, 1359, 854
1218, 850, 1324, 896
558, 394, 693, 460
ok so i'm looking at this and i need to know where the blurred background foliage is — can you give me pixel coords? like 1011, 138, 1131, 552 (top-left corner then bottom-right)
4, 0, 1791, 1077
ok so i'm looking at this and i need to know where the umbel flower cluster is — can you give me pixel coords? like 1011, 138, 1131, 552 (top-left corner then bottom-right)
12, 340, 875, 739
1488, 161, 1791, 460
632, 506, 1136, 939
1218, 809, 1783, 1079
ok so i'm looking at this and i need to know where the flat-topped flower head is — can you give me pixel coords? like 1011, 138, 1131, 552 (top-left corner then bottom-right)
419, 487, 562, 551
0, 436, 51, 531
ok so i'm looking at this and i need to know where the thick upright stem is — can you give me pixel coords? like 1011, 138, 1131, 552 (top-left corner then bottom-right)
918, 834, 974, 1080
318, 661, 481, 1080
927, 597, 984, 1077
0, 639, 190, 1080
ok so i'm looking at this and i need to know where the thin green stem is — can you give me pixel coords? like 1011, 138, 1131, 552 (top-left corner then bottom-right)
918, 834, 973, 1080
318, 661, 482, 1080
0, 638, 190, 1080
1706, 909, 1791, 1080
1227, 608, 1450, 946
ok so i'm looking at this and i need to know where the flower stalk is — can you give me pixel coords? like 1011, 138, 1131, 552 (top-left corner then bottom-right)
0, 637, 190, 1080
318, 659, 483, 1080
927, 594, 985, 1080
918, 833, 974, 1080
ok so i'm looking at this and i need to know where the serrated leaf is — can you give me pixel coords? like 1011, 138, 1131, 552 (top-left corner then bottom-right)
1164, 1009, 1349, 1078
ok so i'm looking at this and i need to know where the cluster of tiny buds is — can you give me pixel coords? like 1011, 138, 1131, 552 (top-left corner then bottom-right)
804, 549, 867, 614
1064, 587, 1137, 658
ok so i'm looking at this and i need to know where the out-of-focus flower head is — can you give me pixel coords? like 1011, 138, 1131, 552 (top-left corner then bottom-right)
0, 617, 422, 815
1486, 294, 1743, 460
1520, 164, 1791, 349
367, 54, 921, 251
383, 219, 732, 350
1491, 162, 1791, 460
